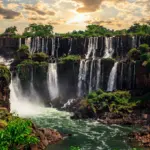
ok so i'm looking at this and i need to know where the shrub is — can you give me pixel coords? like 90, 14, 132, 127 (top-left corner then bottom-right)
0, 65, 11, 84
17, 45, 30, 60
139, 44, 149, 53
32, 52, 48, 62
140, 53, 150, 61
0, 118, 39, 150
128, 48, 140, 60
86, 90, 136, 114
59, 55, 81, 64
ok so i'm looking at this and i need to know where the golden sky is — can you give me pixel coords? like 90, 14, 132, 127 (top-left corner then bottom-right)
0, 0, 149, 33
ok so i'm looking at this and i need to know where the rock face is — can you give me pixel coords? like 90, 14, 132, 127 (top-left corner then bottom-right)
1, 36, 150, 102
30, 124, 63, 150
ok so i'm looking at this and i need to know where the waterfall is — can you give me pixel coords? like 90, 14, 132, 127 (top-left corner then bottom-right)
133, 63, 136, 89
10, 75, 44, 116
132, 36, 137, 48
19, 38, 21, 48
42, 38, 45, 53
104, 37, 114, 58
96, 59, 101, 90
51, 38, 55, 56
56, 38, 60, 59
128, 63, 132, 89
77, 60, 85, 97
25, 38, 31, 53
68, 38, 72, 54
107, 62, 118, 92
46, 38, 49, 54
47, 63, 59, 100
86, 37, 98, 59
89, 60, 94, 93
120, 62, 124, 89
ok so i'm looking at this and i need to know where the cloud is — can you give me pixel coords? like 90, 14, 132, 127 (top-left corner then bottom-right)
72, 0, 123, 13
0, 6, 21, 19
23, 2, 55, 16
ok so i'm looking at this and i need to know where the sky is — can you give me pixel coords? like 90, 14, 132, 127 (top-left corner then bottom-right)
0, 0, 149, 33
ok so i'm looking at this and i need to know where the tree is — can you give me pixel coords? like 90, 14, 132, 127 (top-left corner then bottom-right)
4, 26, 17, 35
23, 24, 53, 37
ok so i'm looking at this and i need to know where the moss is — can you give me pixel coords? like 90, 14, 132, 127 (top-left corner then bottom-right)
16, 44, 30, 60
139, 44, 150, 53
17, 59, 48, 81
59, 55, 81, 64
101, 58, 116, 63
32, 52, 48, 62
0, 65, 11, 85
128, 48, 141, 60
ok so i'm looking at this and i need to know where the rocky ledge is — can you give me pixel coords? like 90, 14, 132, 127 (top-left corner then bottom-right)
30, 123, 63, 150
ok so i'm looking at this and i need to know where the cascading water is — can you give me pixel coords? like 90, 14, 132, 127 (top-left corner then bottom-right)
107, 62, 118, 92
96, 59, 101, 90
47, 63, 59, 100
19, 38, 21, 48
77, 60, 85, 97
10, 75, 44, 116
51, 38, 55, 56
25, 38, 31, 53
132, 36, 137, 48
104, 37, 114, 58
68, 38, 72, 54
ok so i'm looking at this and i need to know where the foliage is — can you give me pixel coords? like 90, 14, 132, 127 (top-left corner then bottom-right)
86, 90, 137, 114
59, 55, 81, 64
32, 52, 49, 62
17, 60, 48, 81
16, 45, 30, 60
70, 146, 81, 150
139, 44, 150, 53
0, 65, 11, 84
128, 48, 141, 60
3, 26, 17, 36
23, 23, 53, 37
140, 53, 150, 61
0, 117, 39, 150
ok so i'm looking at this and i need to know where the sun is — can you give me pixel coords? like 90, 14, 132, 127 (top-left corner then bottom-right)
67, 14, 88, 24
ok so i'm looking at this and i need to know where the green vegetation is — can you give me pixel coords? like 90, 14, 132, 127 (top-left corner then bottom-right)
23, 23, 53, 37
17, 60, 48, 81
16, 44, 30, 60
86, 90, 137, 114
0, 116, 39, 150
32, 52, 49, 62
128, 44, 150, 72
59, 55, 81, 64
1, 23, 150, 38
128, 48, 140, 60
70, 146, 81, 150
0, 65, 11, 84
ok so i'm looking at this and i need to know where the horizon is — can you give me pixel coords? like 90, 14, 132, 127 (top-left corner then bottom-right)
0, 0, 149, 33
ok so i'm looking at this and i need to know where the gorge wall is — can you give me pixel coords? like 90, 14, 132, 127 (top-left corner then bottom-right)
0, 36, 150, 106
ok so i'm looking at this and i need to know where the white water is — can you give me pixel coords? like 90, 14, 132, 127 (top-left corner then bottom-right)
77, 60, 85, 97
0, 56, 13, 68
25, 38, 31, 53
68, 38, 72, 54
89, 60, 94, 93
96, 59, 101, 90
104, 37, 114, 58
86, 37, 98, 59
47, 63, 59, 100
132, 36, 137, 48
19, 38, 22, 48
107, 62, 118, 92
51, 38, 55, 56
10, 75, 44, 116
